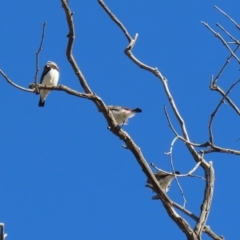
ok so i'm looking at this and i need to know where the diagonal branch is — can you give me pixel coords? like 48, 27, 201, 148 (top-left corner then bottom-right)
210, 82, 240, 115
98, 0, 132, 42
215, 6, 240, 30
201, 21, 240, 63
97, 1, 217, 239
212, 45, 239, 85
208, 78, 240, 143
61, 1, 199, 238
172, 203, 223, 240
216, 23, 238, 43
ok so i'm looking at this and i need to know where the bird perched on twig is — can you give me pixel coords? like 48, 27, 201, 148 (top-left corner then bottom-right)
38, 61, 59, 107
107, 105, 142, 125
145, 170, 180, 199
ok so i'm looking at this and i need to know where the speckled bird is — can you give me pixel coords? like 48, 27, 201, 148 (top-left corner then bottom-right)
108, 105, 142, 125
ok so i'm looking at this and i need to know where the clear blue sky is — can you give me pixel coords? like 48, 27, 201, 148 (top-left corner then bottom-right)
0, 1, 240, 239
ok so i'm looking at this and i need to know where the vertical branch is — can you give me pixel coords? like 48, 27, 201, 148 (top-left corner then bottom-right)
61, 0, 93, 94
194, 162, 215, 238
34, 22, 46, 89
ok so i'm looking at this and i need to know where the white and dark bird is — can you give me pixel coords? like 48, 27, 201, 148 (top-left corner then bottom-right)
108, 105, 142, 125
145, 170, 180, 199
38, 61, 59, 107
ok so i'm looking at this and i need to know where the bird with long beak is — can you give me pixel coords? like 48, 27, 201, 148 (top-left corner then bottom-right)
145, 170, 180, 199
107, 105, 142, 125
38, 61, 59, 107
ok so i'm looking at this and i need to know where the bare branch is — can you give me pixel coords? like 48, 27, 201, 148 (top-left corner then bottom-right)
208, 78, 240, 143
98, 0, 132, 42
194, 162, 215, 238
201, 21, 240, 63
0, 69, 34, 93
61, 0, 92, 94
212, 45, 239, 85
30, 83, 97, 99
210, 83, 240, 115
99, 1, 210, 176
34, 22, 46, 89
164, 136, 187, 207
172, 203, 223, 240
0, 68, 98, 99
216, 23, 238, 43
214, 6, 240, 30
202, 144, 240, 155
151, 162, 204, 180
61, 1, 198, 237
164, 105, 179, 137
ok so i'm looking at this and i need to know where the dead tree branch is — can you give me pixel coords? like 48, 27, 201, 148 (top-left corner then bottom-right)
61, 1, 198, 238
201, 21, 240, 63
208, 78, 240, 143
194, 162, 215, 238
214, 6, 240, 30
98, 0, 220, 239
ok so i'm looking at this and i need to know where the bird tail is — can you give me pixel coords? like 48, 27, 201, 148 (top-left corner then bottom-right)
38, 98, 45, 107
132, 108, 142, 113
152, 195, 160, 200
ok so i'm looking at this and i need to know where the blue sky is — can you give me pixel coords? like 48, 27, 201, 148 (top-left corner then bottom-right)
1, 1, 240, 239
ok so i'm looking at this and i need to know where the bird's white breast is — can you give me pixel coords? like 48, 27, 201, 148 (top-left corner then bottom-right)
42, 69, 59, 86
111, 109, 134, 124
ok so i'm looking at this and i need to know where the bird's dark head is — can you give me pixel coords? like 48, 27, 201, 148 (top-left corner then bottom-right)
47, 61, 59, 71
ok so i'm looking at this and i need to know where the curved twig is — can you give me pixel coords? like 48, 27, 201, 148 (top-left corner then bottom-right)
0, 69, 34, 93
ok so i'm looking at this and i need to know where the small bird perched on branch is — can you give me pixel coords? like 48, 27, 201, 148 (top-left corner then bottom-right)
38, 61, 60, 107
107, 105, 142, 125
145, 170, 180, 199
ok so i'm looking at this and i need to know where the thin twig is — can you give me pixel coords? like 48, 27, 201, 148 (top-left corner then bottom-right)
216, 23, 238, 43
201, 21, 240, 63
151, 162, 205, 180
0, 69, 34, 93
98, 0, 132, 42
215, 6, 240, 30
212, 45, 239, 85
171, 203, 223, 240
210, 82, 240, 115
201, 144, 240, 155
164, 105, 179, 137
34, 22, 46, 92
208, 78, 240, 143
166, 137, 187, 207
